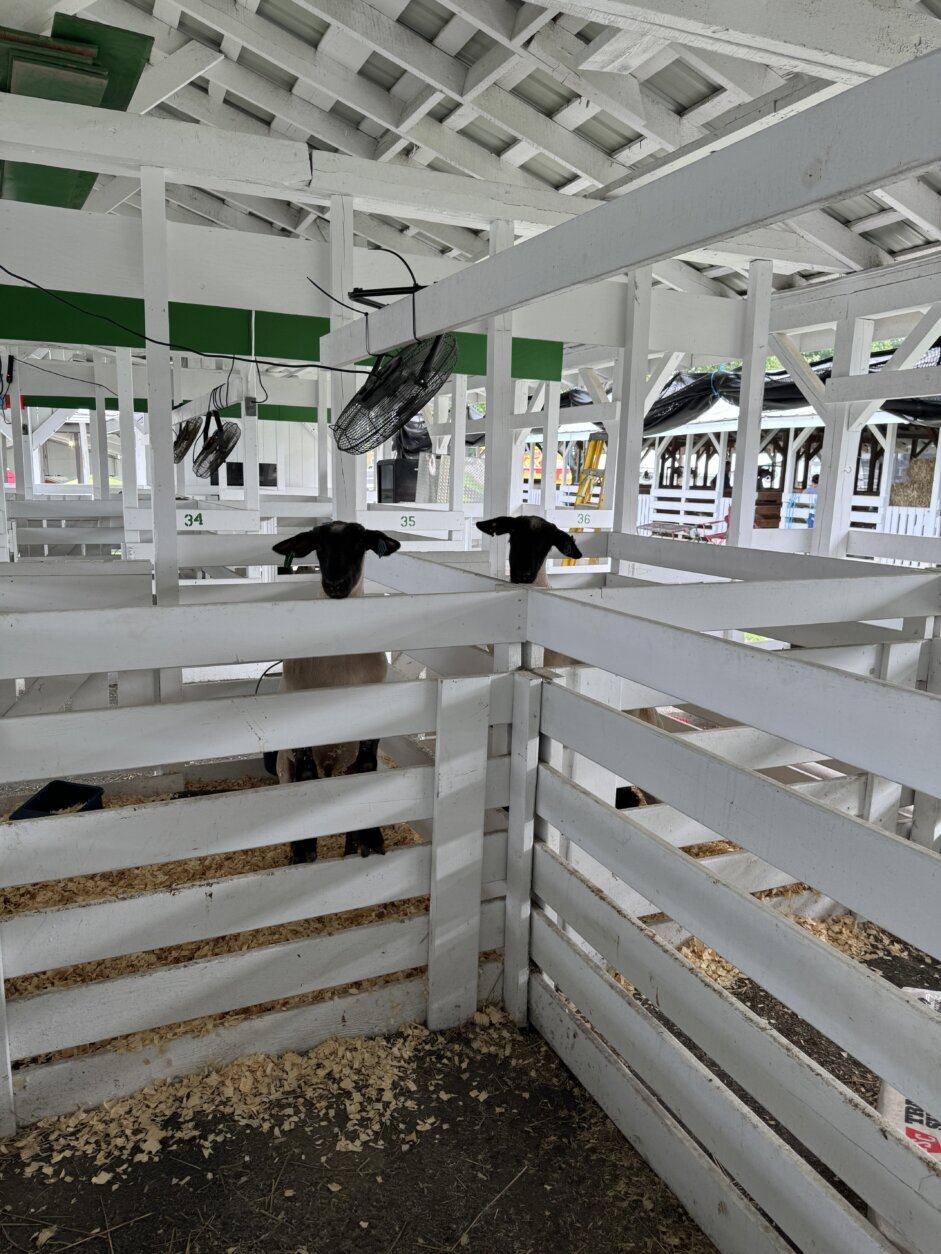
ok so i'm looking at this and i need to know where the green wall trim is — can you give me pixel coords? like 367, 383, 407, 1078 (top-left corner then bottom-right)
4, 285, 563, 389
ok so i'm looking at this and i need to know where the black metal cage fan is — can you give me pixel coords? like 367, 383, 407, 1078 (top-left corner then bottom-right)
332, 332, 459, 455
172, 410, 242, 478
309, 252, 460, 456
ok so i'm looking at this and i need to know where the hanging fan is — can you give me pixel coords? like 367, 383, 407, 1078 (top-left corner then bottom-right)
332, 332, 458, 455
192, 410, 241, 479
172, 417, 203, 464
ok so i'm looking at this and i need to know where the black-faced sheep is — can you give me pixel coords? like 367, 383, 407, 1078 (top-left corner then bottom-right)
270, 521, 401, 863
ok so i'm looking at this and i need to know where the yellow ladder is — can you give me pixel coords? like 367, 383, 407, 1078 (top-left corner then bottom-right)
563, 436, 605, 564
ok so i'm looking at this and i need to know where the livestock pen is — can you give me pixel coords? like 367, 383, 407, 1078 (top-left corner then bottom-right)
1, 534, 939, 1253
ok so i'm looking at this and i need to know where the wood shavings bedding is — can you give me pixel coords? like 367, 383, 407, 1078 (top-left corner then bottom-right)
679, 913, 918, 991
4, 1012, 503, 1171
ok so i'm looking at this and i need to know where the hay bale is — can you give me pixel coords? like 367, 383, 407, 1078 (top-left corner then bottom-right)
890, 453, 936, 507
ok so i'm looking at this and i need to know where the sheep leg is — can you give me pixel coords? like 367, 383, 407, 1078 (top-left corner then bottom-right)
289, 748, 321, 864
344, 739, 385, 858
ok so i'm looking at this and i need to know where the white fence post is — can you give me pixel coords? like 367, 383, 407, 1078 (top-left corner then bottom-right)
0, 938, 15, 1136
427, 676, 491, 1030
504, 673, 542, 1024
911, 624, 941, 852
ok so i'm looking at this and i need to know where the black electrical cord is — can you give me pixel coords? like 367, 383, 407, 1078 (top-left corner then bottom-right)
0, 260, 372, 376
254, 660, 283, 695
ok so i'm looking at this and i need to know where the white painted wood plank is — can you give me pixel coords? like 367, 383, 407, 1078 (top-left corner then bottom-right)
573, 571, 941, 631
0, 592, 526, 680
533, 848, 941, 1254
606, 530, 902, 580
529, 978, 791, 1254
7, 899, 504, 1061
427, 677, 491, 1029
0, 682, 438, 786
534, 765, 941, 1118
532, 592, 941, 796
541, 684, 941, 958
504, 673, 542, 1024
12, 962, 503, 1126
1, 830, 508, 979
847, 529, 941, 566
826, 365, 941, 404
534, 913, 894, 1254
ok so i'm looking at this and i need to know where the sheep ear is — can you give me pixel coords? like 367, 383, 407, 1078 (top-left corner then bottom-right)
365, 530, 401, 558
476, 516, 517, 537
553, 529, 582, 559
272, 529, 320, 559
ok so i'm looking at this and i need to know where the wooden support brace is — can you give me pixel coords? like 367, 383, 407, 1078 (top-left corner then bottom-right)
504, 672, 542, 1024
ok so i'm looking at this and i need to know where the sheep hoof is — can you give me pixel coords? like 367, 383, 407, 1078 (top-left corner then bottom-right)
290, 840, 318, 864
346, 828, 385, 858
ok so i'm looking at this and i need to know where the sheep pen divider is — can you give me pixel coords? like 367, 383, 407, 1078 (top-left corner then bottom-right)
0, 591, 527, 1135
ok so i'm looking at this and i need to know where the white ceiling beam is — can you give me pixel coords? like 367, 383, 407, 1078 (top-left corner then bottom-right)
680, 228, 843, 273
850, 208, 904, 234
0, 95, 311, 194
536, 0, 941, 82
129, 41, 223, 114
203, 60, 378, 160
668, 44, 787, 102
163, 185, 283, 236
575, 26, 667, 71
82, 175, 139, 215
596, 76, 844, 199
321, 47, 941, 362
92, 0, 470, 260
787, 210, 892, 272
2, 1, 96, 33
874, 179, 941, 242
651, 259, 735, 299
291, 0, 465, 98
162, 84, 269, 136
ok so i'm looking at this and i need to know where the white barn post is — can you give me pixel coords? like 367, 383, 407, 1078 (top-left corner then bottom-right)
8, 353, 27, 501
483, 220, 515, 577
812, 317, 875, 558
329, 195, 365, 522
505, 673, 542, 1024
729, 259, 773, 548
140, 165, 180, 609
427, 676, 491, 1030
91, 357, 111, 501
116, 347, 138, 524
911, 624, 941, 853
612, 268, 652, 536
448, 373, 467, 514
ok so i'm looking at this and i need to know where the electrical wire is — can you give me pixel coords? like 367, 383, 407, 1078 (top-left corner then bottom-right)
0, 259, 371, 375
254, 660, 282, 695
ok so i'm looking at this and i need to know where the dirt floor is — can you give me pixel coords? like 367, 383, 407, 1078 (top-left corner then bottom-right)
0, 1013, 716, 1254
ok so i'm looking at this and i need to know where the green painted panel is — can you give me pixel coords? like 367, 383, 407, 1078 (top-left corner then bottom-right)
170, 304, 252, 356
52, 16, 153, 111
256, 311, 330, 360
2, 287, 563, 387
453, 331, 487, 377
513, 336, 563, 381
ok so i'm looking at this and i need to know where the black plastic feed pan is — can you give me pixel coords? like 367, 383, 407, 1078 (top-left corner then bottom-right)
10, 779, 104, 821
